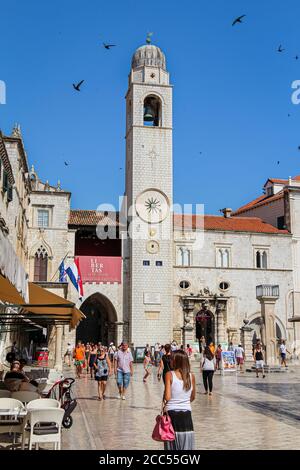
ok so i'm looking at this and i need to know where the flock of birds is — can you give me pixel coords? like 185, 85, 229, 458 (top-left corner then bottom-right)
65, 17, 299, 168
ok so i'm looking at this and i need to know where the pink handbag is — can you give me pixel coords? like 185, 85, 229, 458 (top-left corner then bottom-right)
152, 405, 175, 442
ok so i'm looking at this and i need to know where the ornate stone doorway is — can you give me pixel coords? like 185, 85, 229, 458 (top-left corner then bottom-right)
76, 293, 117, 345
195, 308, 215, 345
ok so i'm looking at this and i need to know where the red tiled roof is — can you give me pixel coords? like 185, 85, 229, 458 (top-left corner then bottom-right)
232, 191, 284, 215
69, 210, 119, 226
173, 214, 289, 234
265, 175, 300, 185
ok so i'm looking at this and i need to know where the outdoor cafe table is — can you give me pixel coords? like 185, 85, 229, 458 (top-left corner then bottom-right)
0, 408, 27, 449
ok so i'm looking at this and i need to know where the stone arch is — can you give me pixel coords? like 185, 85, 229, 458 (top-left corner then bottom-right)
248, 311, 286, 345
29, 239, 53, 259
76, 292, 118, 346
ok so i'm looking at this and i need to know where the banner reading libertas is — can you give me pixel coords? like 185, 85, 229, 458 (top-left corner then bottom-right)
77, 256, 122, 283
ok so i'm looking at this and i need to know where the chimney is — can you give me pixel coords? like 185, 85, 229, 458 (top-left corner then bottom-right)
221, 208, 232, 218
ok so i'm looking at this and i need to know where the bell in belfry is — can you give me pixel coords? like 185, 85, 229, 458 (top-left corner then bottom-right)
144, 105, 155, 122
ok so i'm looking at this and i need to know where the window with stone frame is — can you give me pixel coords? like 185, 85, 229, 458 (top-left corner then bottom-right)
216, 248, 230, 268
255, 249, 268, 269
37, 209, 49, 228
34, 246, 48, 281
177, 246, 191, 266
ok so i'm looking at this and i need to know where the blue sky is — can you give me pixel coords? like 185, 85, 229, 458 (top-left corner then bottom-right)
1, 0, 300, 214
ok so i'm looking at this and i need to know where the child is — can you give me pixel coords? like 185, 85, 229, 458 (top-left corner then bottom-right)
143, 351, 153, 383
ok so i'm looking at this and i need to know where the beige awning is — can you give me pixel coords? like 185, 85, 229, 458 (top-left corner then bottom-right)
0, 274, 85, 329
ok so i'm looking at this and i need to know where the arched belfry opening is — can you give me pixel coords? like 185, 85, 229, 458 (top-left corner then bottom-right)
143, 95, 161, 127
76, 293, 118, 345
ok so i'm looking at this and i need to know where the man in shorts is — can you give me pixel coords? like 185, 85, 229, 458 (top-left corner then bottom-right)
253, 344, 265, 378
279, 340, 291, 367
64, 342, 73, 366
114, 341, 133, 400
235, 343, 245, 372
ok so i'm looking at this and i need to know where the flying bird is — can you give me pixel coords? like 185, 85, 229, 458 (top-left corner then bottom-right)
298, 146, 300, 151
103, 43, 116, 49
295, 55, 299, 60
73, 80, 84, 91
64, 161, 69, 166
277, 45, 285, 53
277, 161, 280, 165
232, 15, 246, 26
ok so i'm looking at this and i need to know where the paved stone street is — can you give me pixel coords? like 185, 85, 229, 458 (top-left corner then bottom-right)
62, 363, 300, 450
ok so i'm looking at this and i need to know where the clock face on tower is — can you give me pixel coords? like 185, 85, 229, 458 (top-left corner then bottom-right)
135, 189, 169, 224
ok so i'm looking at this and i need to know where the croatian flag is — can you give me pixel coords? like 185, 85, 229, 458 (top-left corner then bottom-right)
66, 258, 84, 299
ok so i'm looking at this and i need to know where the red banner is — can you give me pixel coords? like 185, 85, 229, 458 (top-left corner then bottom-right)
78, 256, 122, 283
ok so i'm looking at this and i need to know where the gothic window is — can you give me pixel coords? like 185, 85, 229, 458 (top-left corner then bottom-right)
177, 247, 191, 266
143, 95, 161, 127
34, 246, 48, 281
216, 248, 230, 268
37, 209, 49, 228
179, 280, 190, 290
255, 250, 268, 269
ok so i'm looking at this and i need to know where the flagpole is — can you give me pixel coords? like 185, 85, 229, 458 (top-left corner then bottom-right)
50, 251, 72, 282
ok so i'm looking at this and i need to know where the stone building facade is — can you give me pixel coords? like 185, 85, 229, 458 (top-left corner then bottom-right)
1, 42, 300, 368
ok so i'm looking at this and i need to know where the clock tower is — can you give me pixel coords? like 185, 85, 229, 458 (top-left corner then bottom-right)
124, 41, 173, 346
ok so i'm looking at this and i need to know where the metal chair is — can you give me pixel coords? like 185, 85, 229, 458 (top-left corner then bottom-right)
21, 408, 64, 450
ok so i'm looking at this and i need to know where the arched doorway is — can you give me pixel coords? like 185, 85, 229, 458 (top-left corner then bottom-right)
195, 308, 215, 345
76, 293, 117, 345
249, 316, 285, 346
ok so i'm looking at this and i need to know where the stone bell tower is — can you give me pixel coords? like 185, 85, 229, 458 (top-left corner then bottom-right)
124, 39, 173, 346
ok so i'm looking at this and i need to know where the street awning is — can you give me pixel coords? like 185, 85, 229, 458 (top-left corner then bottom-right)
0, 229, 28, 302
0, 274, 85, 329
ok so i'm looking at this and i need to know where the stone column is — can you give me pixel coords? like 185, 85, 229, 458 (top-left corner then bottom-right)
256, 285, 279, 365
216, 307, 226, 344
115, 322, 125, 346
240, 323, 253, 362
54, 325, 63, 371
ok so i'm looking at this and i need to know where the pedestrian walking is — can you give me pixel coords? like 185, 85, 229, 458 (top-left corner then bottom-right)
185, 344, 193, 360
163, 350, 196, 450
208, 341, 215, 356
114, 341, 133, 400
157, 343, 172, 383
108, 342, 116, 363
64, 342, 73, 367
199, 336, 206, 354
254, 343, 265, 378
94, 346, 112, 400
171, 341, 178, 352
85, 342, 91, 373
143, 351, 154, 383
201, 346, 215, 395
279, 340, 291, 367
154, 342, 161, 366
235, 343, 245, 372
73, 341, 85, 379
215, 344, 222, 370
88, 343, 98, 378
227, 341, 235, 352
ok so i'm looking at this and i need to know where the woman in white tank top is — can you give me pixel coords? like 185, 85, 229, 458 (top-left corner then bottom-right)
163, 350, 196, 450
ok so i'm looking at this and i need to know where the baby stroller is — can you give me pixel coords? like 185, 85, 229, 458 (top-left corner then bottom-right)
43, 377, 77, 429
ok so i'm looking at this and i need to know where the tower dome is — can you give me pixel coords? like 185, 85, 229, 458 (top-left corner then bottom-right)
131, 44, 166, 70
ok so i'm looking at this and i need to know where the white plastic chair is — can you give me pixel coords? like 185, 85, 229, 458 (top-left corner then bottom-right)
21, 408, 64, 450
0, 397, 25, 445
0, 390, 11, 398
12, 391, 40, 404
27, 398, 60, 410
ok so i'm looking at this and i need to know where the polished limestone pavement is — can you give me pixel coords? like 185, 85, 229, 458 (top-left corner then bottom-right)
62, 363, 300, 450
